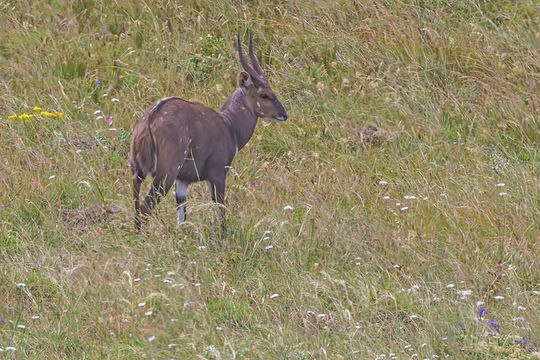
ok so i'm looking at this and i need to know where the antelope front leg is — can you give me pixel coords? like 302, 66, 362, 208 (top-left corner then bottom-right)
175, 180, 189, 225
208, 179, 227, 236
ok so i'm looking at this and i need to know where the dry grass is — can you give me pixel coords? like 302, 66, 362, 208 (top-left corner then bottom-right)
0, 0, 538, 358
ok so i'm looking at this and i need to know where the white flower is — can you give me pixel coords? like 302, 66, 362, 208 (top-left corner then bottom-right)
194, 283, 201, 287
383, 196, 390, 200
134, 278, 141, 282
167, 271, 175, 275
446, 283, 455, 288
168, 343, 178, 348
533, 291, 540, 295
17, 324, 26, 329
153, 274, 160, 278
404, 195, 416, 199
265, 245, 274, 250
111, 98, 120, 102
498, 192, 507, 196
148, 335, 155, 342
517, 306, 526, 310
197, 246, 206, 250
393, 264, 400, 268
263, 236, 270, 240
496, 183, 505, 187
270, 293, 279, 299
93, 110, 102, 114
163, 279, 172, 283
494, 295, 504, 300
95, 115, 103, 120
170, 318, 178, 322
16, 283, 26, 288
49, 175, 56, 179
5, 347, 16, 351
378, 180, 388, 185
283, 205, 293, 211
317, 313, 327, 318
138, 302, 146, 307
476, 301, 485, 306
145, 310, 153, 316
216, 326, 223, 331
264, 230, 272, 234
400, 206, 409, 211
31, 315, 40, 320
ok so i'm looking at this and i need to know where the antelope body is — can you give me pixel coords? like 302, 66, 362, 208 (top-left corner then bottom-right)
130, 34, 287, 232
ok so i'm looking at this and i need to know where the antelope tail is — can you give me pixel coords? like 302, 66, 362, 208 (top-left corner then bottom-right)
130, 122, 156, 178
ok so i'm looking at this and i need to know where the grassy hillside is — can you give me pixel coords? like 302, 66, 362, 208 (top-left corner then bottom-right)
0, 0, 538, 358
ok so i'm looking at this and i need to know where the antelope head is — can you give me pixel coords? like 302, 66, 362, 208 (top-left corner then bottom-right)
237, 33, 288, 122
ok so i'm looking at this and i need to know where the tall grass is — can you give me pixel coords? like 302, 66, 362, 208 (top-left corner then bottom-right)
0, 0, 538, 358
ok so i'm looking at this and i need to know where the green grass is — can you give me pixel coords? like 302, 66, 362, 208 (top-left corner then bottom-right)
0, 0, 539, 358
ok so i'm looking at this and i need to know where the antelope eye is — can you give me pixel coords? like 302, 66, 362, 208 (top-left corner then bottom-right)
260, 94, 269, 99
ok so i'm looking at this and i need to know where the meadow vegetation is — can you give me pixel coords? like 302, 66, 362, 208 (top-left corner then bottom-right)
0, 0, 538, 358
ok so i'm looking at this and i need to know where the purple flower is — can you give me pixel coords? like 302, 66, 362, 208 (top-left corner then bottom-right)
0, 204, 4, 208
0, 318, 4, 323
96, 80, 102, 88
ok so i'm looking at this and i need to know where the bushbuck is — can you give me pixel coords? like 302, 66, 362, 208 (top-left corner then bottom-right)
130, 33, 288, 233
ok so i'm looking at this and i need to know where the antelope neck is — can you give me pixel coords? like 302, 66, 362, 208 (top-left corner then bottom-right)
219, 88, 259, 151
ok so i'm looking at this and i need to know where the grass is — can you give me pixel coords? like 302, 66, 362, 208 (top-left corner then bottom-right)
0, 0, 538, 358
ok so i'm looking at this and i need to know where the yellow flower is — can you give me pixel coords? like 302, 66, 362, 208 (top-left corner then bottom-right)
40, 111, 46, 116
8, 115, 17, 119
33, 106, 42, 111
24, 119, 29, 123
56, 112, 63, 117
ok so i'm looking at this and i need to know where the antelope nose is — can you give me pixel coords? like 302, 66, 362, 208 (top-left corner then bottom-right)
282, 112, 288, 121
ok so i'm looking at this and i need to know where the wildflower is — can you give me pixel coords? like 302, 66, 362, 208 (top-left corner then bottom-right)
31, 315, 39, 319
498, 192, 507, 196
0, 318, 4, 323
144, 310, 153, 316
105, 115, 113, 125
96, 80, 102, 88
283, 205, 293, 211
148, 335, 155, 342
197, 246, 206, 250
134, 278, 141, 282
168, 343, 178, 348
404, 195, 416, 199
517, 306, 526, 310
5, 347, 15, 351
446, 283, 455, 288
378, 180, 388, 185
270, 293, 279, 299
8, 115, 17, 119
400, 206, 408, 211
265, 245, 273, 250
111, 98, 119, 102
383, 196, 390, 200
494, 295, 504, 300
0, 204, 4, 208
33, 106, 41, 111
17, 324, 25, 329
138, 302, 146, 307
496, 183, 505, 187
16, 283, 26, 288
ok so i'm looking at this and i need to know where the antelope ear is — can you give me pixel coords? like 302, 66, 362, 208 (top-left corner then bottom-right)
239, 71, 252, 88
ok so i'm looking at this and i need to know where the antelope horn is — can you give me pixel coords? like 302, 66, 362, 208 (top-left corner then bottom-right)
249, 31, 264, 76
237, 33, 260, 81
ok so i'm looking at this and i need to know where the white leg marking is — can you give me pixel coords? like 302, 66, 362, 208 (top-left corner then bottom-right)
176, 180, 188, 225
